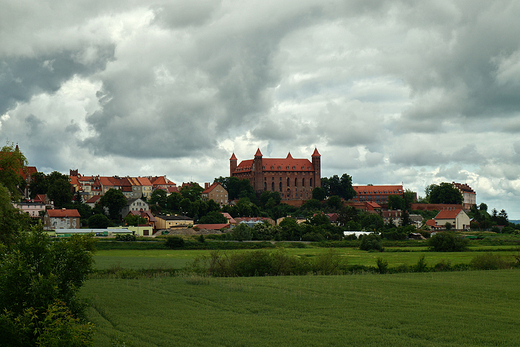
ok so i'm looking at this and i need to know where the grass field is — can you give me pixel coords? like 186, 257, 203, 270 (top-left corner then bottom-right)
93, 246, 520, 271
82, 269, 520, 346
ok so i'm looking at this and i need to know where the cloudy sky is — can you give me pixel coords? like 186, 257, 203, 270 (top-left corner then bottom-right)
2, 1, 520, 217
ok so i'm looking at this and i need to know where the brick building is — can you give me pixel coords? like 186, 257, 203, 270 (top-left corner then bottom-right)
230, 149, 321, 201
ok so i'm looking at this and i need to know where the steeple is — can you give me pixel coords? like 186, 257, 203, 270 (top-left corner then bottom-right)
286, 152, 293, 159
255, 148, 263, 157
312, 148, 321, 157
230, 153, 238, 176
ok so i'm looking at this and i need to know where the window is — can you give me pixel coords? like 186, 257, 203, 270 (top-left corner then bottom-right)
295, 178, 297, 187
279, 182, 282, 191
287, 178, 290, 187
310, 178, 313, 187
286, 166, 290, 170
272, 182, 275, 191
302, 178, 305, 186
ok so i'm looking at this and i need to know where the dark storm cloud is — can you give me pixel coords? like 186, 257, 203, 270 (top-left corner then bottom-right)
0, 47, 114, 115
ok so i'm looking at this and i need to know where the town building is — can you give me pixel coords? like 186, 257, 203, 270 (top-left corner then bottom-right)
351, 185, 404, 205
452, 182, 477, 210
434, 207, 470, 230
202, 182, 228, 205
230, 148, 321, 202
44, 208, 81, 230
155, 215, 194, 230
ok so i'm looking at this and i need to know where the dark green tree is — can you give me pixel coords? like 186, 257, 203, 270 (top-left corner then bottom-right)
198, 211, 228, 224
312, 187, 327, 201
427, 183, 463, 204
321, 174, 356, 200
28, 172, 48, 198
388, 195, 404, 210
428, 231, 468, 252
124, 214, 147, 226
326, 195, 342, 210
88, 214, 110, 228
180, 183, 204, 202
149, 189, 167, 208
0, 183, 31, 246
100, 188, 127, 221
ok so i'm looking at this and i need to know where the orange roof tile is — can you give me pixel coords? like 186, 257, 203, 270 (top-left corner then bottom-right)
230, 153, 237, 160
233, 157, 314, 174
353, 185, 404, 194
47, 209, 81, 218
312, 148, 321, 157
435, 208, 464, 219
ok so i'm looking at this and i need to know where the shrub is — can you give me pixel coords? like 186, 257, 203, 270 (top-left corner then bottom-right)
413, 255, 429, 272
470, 253, 510, 270
428, 232, 468, 252
302, 232, 325, 242
312, 249, 347, 275
359, 234, 384, 252
433, 259, 452, 272
115, 234, 136, 241
165, 236, 185, 249
376, 257, 388, 274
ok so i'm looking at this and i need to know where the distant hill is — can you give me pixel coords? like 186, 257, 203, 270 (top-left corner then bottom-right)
509, 220, 520, 225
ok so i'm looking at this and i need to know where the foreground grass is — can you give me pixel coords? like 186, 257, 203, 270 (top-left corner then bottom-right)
83, 270, 520, 346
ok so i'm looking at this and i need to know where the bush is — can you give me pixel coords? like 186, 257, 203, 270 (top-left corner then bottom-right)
302, 232, 325, 242
470, 253, 510, 270
359, 234, 383, 252
165, 236, 185, 249
428, 232, 468, 252
413, 255, 429, 272
115, 234, 136, 241
376, 257, 388, 274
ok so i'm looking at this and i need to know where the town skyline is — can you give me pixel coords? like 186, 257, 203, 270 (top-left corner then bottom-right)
2, 2, 520, 218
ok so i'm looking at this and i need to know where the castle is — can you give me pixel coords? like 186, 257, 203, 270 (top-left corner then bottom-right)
230, 148, 321, 201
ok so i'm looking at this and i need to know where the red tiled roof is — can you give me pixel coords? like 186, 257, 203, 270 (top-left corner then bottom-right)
136, 177, 152, 186
435, 208, 464, 219
426, 219, 436, 227
202, 182, 223, 194
47, 209, 81, 218
34, 194, 46, 203
99, 177, 115, 186
233, 157, 314, 174
312, 148, 321, 157
86, 195, 101, 203
221, 212, 236, 224
255, 148, 262, 157
230, 153, 237, 160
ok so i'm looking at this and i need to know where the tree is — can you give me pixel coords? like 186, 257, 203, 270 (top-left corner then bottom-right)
427, 183, 463, 204
0, 228, 96, 345
312, 187, 327, 201
149, 189, 167, 208
180, 183, 204, 202
388, 195, 404, 210
28, 172, 48, 198
100, 188, 127, 221
88, 214, 110, 228
48, 177, 73, 208
0, 142, 27, 200
0, 183, 31, 246
321, 174, 356, 200
124, 214, 147, 226
326, 195, 342, 210
359, 233, 383, 252
198, 211, 228, 224
428, 231, 468, 252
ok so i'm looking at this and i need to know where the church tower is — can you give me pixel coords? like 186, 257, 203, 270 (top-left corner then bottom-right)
230, 153, 237, 177
253, 148, 263, 192
312, 148, 321, 189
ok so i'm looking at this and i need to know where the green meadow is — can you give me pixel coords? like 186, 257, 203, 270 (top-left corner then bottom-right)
93, 246, 520, 270
83, 270, 520, 346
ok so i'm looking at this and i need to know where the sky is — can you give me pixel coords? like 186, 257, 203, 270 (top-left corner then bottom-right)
1, 1, 520, 218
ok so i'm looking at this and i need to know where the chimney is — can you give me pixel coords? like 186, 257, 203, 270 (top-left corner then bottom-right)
205, 182, 210, 189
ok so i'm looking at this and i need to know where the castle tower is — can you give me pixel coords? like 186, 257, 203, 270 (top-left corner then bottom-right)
230, 153, 237, 177
253, 148, 263, 192
312, 148, 321, 189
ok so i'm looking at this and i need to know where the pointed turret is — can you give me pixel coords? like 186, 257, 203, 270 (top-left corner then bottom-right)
312, 148, 321, 157
286, 152, 293, 159
311, 148, 321, 189
255, 148, 263, 157
230, 153, 238, 176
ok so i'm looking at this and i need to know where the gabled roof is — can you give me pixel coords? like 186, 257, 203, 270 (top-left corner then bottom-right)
222, 212, 236, 224
136, 177, 152, 186
234, 158, 314, 174
151, 176, 176, 187
34, 194, 46, 203
47, 209, 81, 218
86, 195, 101, 204
202, 182, 224, 194
435, 208, 464, 220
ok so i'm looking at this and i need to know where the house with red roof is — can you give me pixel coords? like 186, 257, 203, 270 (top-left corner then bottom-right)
230, 148, 321, 202
44, 208, 81, 230
202, 182, 228, 205
434, 208, 470, 230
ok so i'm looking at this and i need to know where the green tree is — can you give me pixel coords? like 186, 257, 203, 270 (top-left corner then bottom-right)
0, 183, 31, 246
312, 187, 327, 201
88, 214, 110, 228
427, 183, 463, 204
0, 228, 96, 345
230, 223, 253, 241
167, 192, 183, 211
100, 188, 127, 221
321, 174, 356, 200
198, 211, 228, 224
0, 142, 27, 200
180, 183, 204, 202
124, 214, 147, 226
428, 231, 468, 252
359, 233, 383, 252
46, 172, 73, 208
149, 189, 167, 208
388, 195, 404, 210
326, 195, 342, 210
28, 172, 48, 198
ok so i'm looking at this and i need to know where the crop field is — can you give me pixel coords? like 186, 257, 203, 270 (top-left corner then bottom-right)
83, 269, 520, 346
93, 246, 520, 271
